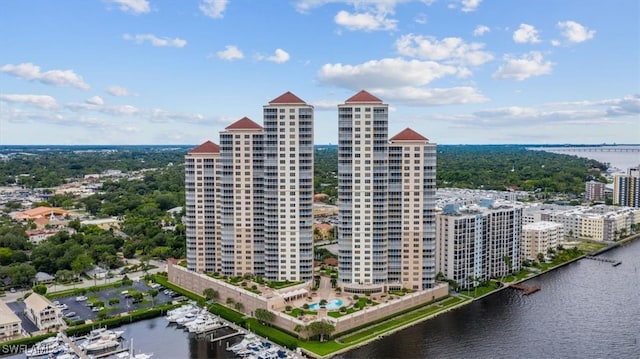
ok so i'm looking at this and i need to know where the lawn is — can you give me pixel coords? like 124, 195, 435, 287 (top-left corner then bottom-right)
338, 296, 466, 345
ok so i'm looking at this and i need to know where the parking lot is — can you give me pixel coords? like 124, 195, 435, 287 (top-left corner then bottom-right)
6, 280, 177, 333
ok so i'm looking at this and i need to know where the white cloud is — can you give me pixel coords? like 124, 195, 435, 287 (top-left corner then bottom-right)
0, 94, 58, 109
461, 0, 481, 12
294, 0, 420, 13
492, 52, 554, 81
395, 34, 493, 66
374, 86, 488, 105
122, 33, 187, 48
431, 95, 640, 133
257, 49, 291, 63
547, 94, 640, 117
0, 63, 90, 90
513, 23, 541, 44
216, 45, 244, 61
557, 20, 595, 43
414, 13, 427, 25
334, 10, 397, 31
318, 58, 458, 88
199, 0, 228, 19
295, 0, 420, 32
107, 85, 130, 96
105, 0, 150, 14
473, 25, 490, 37
85, 96, 104, 106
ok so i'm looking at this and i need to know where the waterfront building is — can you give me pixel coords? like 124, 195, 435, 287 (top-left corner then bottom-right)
585, 180, 606, 202
435, 200, 522, 289
613, 166, 640, 208
521, 221, 564, 261
388, 128, 437, 290
24, 293, 62, 330
219, 117, 265, 277
184, 92, 313, 280
185, 141, 221, 273
523, 204, 640, 241
337, 90, 436, 293
262, 92, 314, 282
0, 300, 21, 340
337, 90, 389, 293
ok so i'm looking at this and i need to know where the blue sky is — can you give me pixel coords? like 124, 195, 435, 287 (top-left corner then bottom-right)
1, 0, 638, 145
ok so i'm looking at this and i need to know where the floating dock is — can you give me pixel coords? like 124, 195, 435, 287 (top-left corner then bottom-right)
509, 283, 541, 295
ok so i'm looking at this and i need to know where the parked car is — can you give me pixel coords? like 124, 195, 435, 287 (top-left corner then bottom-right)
75, 296, 87, 302
64, 311, 76, 318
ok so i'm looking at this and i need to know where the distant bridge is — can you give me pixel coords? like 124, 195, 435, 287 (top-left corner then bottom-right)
529, 146, 640, 153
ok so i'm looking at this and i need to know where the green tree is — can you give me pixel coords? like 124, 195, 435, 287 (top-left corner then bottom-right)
203, 288, 219, 301
148, 289, 159, 307
254, 308, 276, 325
0, 263, 36, 287
306, 321, 335, 342
71, 253, 94, 279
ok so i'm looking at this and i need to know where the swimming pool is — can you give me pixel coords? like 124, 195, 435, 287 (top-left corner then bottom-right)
309, 299, 343, 311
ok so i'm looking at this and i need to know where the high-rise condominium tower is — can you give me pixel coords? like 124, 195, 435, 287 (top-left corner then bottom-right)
185, 141, 220, 273
263, 92, 314, 281
219, 117, 264, 276
337, 90, 436, 293
388, 129, 437, 290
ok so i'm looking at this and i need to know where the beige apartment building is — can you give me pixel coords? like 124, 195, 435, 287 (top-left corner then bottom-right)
337, 90, 437, 293
0, 300, 22, 341
262, 92, 314, 282
24, 293, 61, 330
185, 141, 221, 273
219, 117, 265, 277
184, 92, 314, 281
388, 128, 437, 290
521, 221, 564, 261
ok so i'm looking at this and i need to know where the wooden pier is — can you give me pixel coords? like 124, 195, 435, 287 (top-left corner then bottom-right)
60, 333, 90, 359
94, 347, 129, 358
210, 330, 242, 343
585, 256, 622, 266
509, 283, 541, 295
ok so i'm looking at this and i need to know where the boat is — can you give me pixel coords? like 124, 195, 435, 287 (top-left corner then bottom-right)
85, 327, 124, 341
190, 318, 222, 334
25, 335, 63, 358
175, 311, 199, 326
82, 337, 120, 353
113, 339, 153, 359
167, 307, 199, 323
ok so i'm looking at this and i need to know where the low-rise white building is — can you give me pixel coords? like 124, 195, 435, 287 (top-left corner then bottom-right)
523, 204, 640, 241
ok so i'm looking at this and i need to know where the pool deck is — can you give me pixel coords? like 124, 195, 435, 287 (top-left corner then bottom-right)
289, 276, 352, 311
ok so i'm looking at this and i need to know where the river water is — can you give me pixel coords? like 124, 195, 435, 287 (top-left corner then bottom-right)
533, 146, 640, 172
342, 239, 640, 359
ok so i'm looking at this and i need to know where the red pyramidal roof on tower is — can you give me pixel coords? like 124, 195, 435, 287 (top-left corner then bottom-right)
345, 90, 383, 103
269, 91, 306, 104
390, 128, 428, 142
226, 117, 263, 130
188, 140, 220, 154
